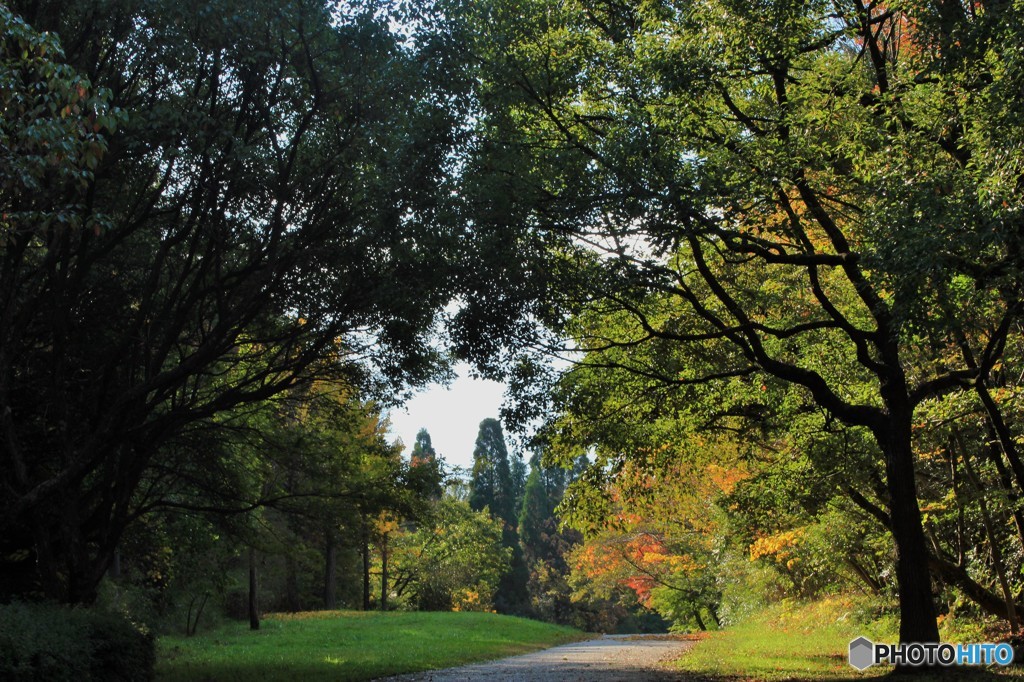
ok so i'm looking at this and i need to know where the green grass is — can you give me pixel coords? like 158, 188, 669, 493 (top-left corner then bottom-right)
674, 596, 1023, 681
156, 610, 589, 681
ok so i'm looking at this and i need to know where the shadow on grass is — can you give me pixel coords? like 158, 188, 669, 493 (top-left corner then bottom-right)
160, 660, 403, 682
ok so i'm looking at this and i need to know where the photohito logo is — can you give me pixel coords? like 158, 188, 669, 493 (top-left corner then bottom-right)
848, 636, 1015, 669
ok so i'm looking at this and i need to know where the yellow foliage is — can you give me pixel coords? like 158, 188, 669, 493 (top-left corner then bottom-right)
749, 529, 804, 562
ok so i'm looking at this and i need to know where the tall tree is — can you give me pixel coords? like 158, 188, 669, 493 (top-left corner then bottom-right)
410, 428, 444, 500
468, 418, 530, 612
469, 418, 516, 528
0, 0, 465, 603
454, 0, 1024, 644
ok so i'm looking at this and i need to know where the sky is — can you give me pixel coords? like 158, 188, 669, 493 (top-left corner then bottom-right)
386, 363, 507, 471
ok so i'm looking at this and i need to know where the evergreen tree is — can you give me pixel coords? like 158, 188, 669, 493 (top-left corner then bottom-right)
518, 465, 551, 565
468, 418, 529, 613
468, 419, 515, 529
409, 428, 444, 500
510, 452, 528, 519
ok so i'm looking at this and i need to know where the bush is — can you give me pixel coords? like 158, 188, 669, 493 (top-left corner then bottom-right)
0, 602, 154, 681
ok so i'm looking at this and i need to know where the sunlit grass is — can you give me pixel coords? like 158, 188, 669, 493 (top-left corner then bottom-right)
156, 610, 588, 681
673, 596, 1021, 681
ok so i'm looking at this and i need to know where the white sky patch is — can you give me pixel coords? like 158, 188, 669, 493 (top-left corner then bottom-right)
386, 363, 507, 471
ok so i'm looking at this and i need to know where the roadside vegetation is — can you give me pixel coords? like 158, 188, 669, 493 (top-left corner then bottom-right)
156, 611, 587, 682
675, 596, 1019, 681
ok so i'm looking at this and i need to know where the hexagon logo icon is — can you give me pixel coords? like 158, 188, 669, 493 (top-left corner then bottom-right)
849, 636, 875, 670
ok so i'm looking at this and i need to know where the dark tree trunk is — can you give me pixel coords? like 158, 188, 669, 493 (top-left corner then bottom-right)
708, 603, 721, 628
110, 547, 121, 580
846, 557, 883, 595
285, 554, 300, 612
876, 407, 940, 644
248, 546, 260, 631
693, 609, 707, 631
380, 534, 389, 611
324, 529, 337, 610
982, 423, 1024, 553
956, 437, 1020, 631
362, 529, 371, 611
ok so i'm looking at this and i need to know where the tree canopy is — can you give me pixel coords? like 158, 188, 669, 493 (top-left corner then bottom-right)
453, 0, 1024, 643
0, 0, 466, 603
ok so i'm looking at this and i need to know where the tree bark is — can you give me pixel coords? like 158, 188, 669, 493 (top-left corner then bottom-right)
324, 529, 337, 610
929, 554, 1024, 621
875, 404, 940, 644
362, 524, 371, 611
380, 533, 389, 611
285, 554, 300, 612
693, 609, 707, 631
248, 546, 260, 631
956, 438, 1020, 631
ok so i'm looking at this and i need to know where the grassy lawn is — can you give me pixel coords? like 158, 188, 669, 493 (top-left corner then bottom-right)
156, 610, 588, 681
673, 596, 1023, 681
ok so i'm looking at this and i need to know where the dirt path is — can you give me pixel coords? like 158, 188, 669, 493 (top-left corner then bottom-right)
377, 634, 700, 681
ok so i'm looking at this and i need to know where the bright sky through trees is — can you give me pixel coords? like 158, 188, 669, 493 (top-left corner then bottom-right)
388, 364, 507, 470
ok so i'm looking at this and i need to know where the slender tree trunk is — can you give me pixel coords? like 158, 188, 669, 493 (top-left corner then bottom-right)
380, 533, 389, 611
876, 406, 940, 644
285, 554, 300, 612
846, 557, 882, 595
692, 609, 707, 631
248, 546, 260, 631
976, 385, 1024, 490
362, 527, 371, 611
324, 529, 337, 610
957, 438, 1020, 632
708, 603, 721, 628
110, 547, 121, 580
982, 423, 1024, 553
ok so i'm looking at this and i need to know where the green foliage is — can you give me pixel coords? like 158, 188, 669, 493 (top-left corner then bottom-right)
469, 419, 517, 528
0, 602, 155, 681
391, 497, 511, 611
675, 596, 895, 680
155, 610, 586, 681
0, 0, 466, 603
0, 5, 120, 210
453, 0, 1024, 640
467, 418, 532, 614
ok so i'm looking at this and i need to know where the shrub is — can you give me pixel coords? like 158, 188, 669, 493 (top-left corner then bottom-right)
0, 601, 154, 681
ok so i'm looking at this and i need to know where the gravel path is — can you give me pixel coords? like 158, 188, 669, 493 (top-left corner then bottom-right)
377, 634, 701, 681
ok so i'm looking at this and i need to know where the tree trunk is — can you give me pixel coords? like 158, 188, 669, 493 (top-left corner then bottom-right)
982, 423, 1024, 553
845, 557, 883, 595
362, 526, 371, 611
876, 407, 940, 644
957, 438, 1020, 631
380, 533, 389, 611
285, 554, 300, 612
693, 609, 707, 631
324, 529, 337, 610
110, 547, 121, 580
847, 479, 1023, 621
708, 603, 721, 628
248, 546, 260, 631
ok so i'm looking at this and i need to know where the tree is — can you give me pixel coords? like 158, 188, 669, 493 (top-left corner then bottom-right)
0, 0, 465, 603
455, 0, 1024, 644
469, 419, 516, 528
468, 418, 530, 612
410, 428, 445, 500
389, 496, 511, 611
